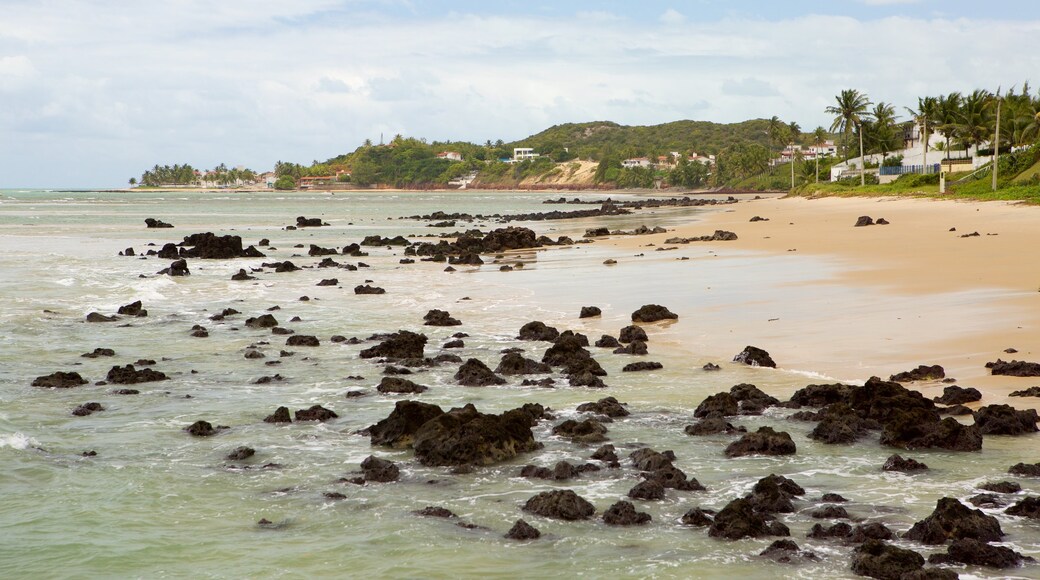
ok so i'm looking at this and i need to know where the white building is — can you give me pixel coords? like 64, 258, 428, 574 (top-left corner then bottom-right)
436, 151, 463, 162
621, 157, 652, 168
513, 148, 539, 162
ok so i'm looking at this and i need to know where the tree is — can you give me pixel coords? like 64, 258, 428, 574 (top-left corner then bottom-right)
906, 96, 938, 169
767, 116, 786, 155
956, 89, 993, 157
868, 102, 900, 164
128, 177, 136, 186
811, 126, 828, 183
826, 89, 872, 162
273, 175, 296, 190
936, 92, 963, 159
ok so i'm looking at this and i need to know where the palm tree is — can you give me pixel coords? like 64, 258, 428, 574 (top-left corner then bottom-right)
826, 89, 872, 163
869, 102, 899, 165
767, 116, 786, 155
936, 92, 963, 159
906, 96, 938, 168
826, 89, 872, 185
957, 89, 993, 158
1020, 97, 1040, 144
812, 126, 828, 183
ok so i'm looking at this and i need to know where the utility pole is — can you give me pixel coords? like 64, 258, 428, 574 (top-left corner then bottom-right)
992, 95, 1001, 192
921, 113, 928, 173
858, 122, 865, 187
790, 142, 795, 191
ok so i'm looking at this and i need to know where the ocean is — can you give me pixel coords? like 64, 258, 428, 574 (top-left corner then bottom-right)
0, 189, 1036, 579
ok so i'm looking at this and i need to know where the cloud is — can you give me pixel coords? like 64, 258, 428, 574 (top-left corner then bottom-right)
721, 77, 780, 97
861, 0, 922, 5
660, 9, 686, 24
316, 77, 353, 94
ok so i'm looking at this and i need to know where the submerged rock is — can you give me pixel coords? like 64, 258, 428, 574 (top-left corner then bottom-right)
602, 501, 651, 526
973, 404, 1039, 435
376, 377, 428, 394
454, 358, 507, 386
724, 427, 796, 457
412, 404, 540, 466
928, 537, 1032, 569
504, 519, 541, 540
708, 498, 790, 540
882, 454, 929, 472
117, 300, 148, 317
732, 346, 776, 368
294, 405, 338, 422
522, 490, 595, 521
368, 400, 445, 448
851, 540, 925, 579
106, 365, 168, 384
263, 406, 292, 424
359, 330, 427, 360
630, 304, 678, 323
903, 497, 1004, 544
32, 371, 88, 388
72, 402, 104, 417
889, 365, 945, 382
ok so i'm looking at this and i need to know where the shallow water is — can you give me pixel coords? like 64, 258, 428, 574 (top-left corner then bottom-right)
1, 189, 1038, 579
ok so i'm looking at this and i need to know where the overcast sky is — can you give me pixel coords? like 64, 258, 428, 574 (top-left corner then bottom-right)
2, 0, 1038, 187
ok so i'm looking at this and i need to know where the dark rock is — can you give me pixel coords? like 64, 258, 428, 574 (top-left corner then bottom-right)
808, 403, 880, 444
747, 474, 805, 514
294, 405, 338, 422
263, 406, 291, 423
591, 444, 618, 463
412, 404, 540, 466
968, 494, 1007, 508
32, 371, 88, 388
1009, 462, 1040, 477
702, 362, 721, 371
681, 508, 714, 526
86, 312, 118, 322
594, 335, 620, 348
72, 402, 104, 416
811, 506, 850, 519
612, 340, 648, 355
618, 325, 648, 343
851, 540, 925, 579
980, 481, 1021, 494
733, 345, 776, 368
226, 446, 255, 461
890, 365, 945, 382
414, 506, 456, 518
117, 300, 147, 317
359, 330, 427, 360
245, 314, 278, 328
179, 232, 264, 259
730, 383, 780, 407
986, 359, 1040, 377
927, 537, 1030, 569
789, 383, 855, 407
112, 388, 139, 395
724, 426, 796, 457
377, 377, 428, 394
579, 306, 601, 318
360, 455, 400, 482
1010, 386, 1040, 397
695, 392, 739, 418
602, 501, 652, 525
903, 497, 1004, 544
423, 309, 462, 326
684, 417, 746, 435
759, 539, 819, 564
631, 304, 678, 323
316, 278, 338, 286
749, 215, 769, 222
882, 454, 929, 472
231, 269, 256, 281
244, 349, 265, 360
454, 358, 506, 386
368, 400, 445, 448
576, 396, 629, 417
939, 404, 973, 416
504, 519, 541, 540
522, 489, 595, 520
495, 352, 551, 375
186, 420, 216, 437
879, 408, 982, 451
157, 259, 191, 276
552, 419, 608, 443
1006, 496, 1040, 518
81, 348, 116, 358
622, 361, 663, 372
354, 284, 385, 295
145, 218, 174, 228
286, 335, 319, 347
517, 321, 560, 341
106, 365, 168, 384
807, 522, 853, 540
295, 216, 327, 227
973, 404, 1039, 435
854, 216, 875, 227
822, 493, 848, 503
709, 498, 790, 540
628, 479, 666, 500
932, 385, 981, 405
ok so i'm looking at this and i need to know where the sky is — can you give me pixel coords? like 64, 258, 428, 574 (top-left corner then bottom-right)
2, 0, 1038, 187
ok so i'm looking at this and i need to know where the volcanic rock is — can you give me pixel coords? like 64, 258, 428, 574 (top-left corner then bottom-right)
360, 455, 400, 483
226, 446, 255, 461
32, 371, 88, 388
594, 335, 620, 348
423, 309, 462, 326
552, 419, 608, 443
263, 406, 291, 423
851, 540, 925, 579
903, 497, 1004, 544
1005, 496, 1040, 519
294, 405, 338, 422
579, 306, 601, 318
359, 330, 427, 360
354, 284, 385, 295
186, 420, 217, 436
86, 312, 118, 322
618, 325, 648, 343
495, 352, 550, 375
733, 345, 776, 368
725, 427, 796, 457
890, 365, 945, 382
245, 314, 278, 328
522, 490, 595, 521
504, 519, 541, 540
972, 404, 1039, 435
106, 365, 168, 384
576, 396, 629, 417
72, 402, 104, 416
631, 304, 678, 323
882, 454, 929, 472
286, 335, 319, 347
932, 385, 982, 405
695, 392, 739, 418
368, 400, 445, 448
708, 498, 790, 540
117, 300, 147, 317
986, 359, 1040, 376
377, 377, 428, 394
622, 361, 663, 372
454, 358, 506, 386
927, 537, 1031, 568
412, 404, 540, 466
517, 321, 560, 341
602, 501, 651, 526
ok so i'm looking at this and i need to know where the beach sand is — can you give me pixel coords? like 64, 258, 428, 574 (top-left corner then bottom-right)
607, 194, 1040, 404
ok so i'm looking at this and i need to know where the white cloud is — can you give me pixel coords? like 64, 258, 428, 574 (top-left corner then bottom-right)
660, 8, 686, 24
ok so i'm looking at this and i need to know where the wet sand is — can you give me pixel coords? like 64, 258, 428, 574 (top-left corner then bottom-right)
606, 195, 1040, 403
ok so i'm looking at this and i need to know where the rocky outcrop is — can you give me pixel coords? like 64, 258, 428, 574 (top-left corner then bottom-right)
368, 400, 445, 448
618, 325, 648, 343
695, 392, 739, 418
972, 404, 1039, 435
504, 519, 541, 540
807, 403, 881, 444
879, 408, 982, 451
423, 309, 462, 326
630, 304, 678, 323
684, 417, 747, 436
932, 385, 981, 405
733, 346, 776, 368
106, 365, 168, 384
295, 216, 328, 227
903, 497, 1004, 544
850, 540, 925, 579
576, 396, 629, 417
882, 454, 929, 472
927, 538, 1032, 569
1005, 496, 1040, 519
612, 340, 647, 355
354, 284, 386, 295
245, 314, 278, 328
579, 306, 601, 318
294, 405, 338, 422
359, 456, 400, 483
517, 321, 560, 341
746, 474, 804, 514
263, 406, 292, 423
1010, 386, 1040, 398
551, 419, 608, 443
377, 377, 428, 394
758, 540, 819, 564
854, 216, 875, 227
602, 501, 651, 526
594, 335, 620, 348
176, 232, 265, 259
629, 448, 705, 491
145, 218, 174, 228
286, 335, 319, 347
72, 402, 104, 416
494, 352, 550, 375
157, 259, 191, 276
789, 383, 855, 407
32, 371, 88, 388
680, 508, 714, 527
522, 489, 595, 520
889, 365, 945, 382
986, 359, 1040, 376
724, 427, 796, 457
359, 330, 427, 360
454, 358, 506, 386
185, 420, 217, 437
1009, 462, 1040, 477
708, 498, 790, 540
412, 404, 540, 466
117, 300, 148, 317
622, 361, 663, 372
980, 481, 1022, 494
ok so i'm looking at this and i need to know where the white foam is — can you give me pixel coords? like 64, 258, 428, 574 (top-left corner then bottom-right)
0, 432, 39, 450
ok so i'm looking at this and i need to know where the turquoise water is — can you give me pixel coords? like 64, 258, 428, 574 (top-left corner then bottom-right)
1, 189, 1038, 579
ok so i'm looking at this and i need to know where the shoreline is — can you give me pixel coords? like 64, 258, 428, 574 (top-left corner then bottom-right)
603, 194, 1040, 403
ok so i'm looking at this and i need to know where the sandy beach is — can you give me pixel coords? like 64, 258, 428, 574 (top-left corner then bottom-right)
607, 194, 1040, 404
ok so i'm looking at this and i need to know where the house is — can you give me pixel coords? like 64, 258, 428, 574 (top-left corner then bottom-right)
621, 157, 652, 168
689, 152, 715, 166
298, 176, 335, 189
656, 154, 678, 168
436, 151, 463, 162
259, 172, 276, 188
809, 141, 837, 158
513, 148, 539, 162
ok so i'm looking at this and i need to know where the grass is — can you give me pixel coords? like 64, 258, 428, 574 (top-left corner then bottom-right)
793, 172, 1040, 204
